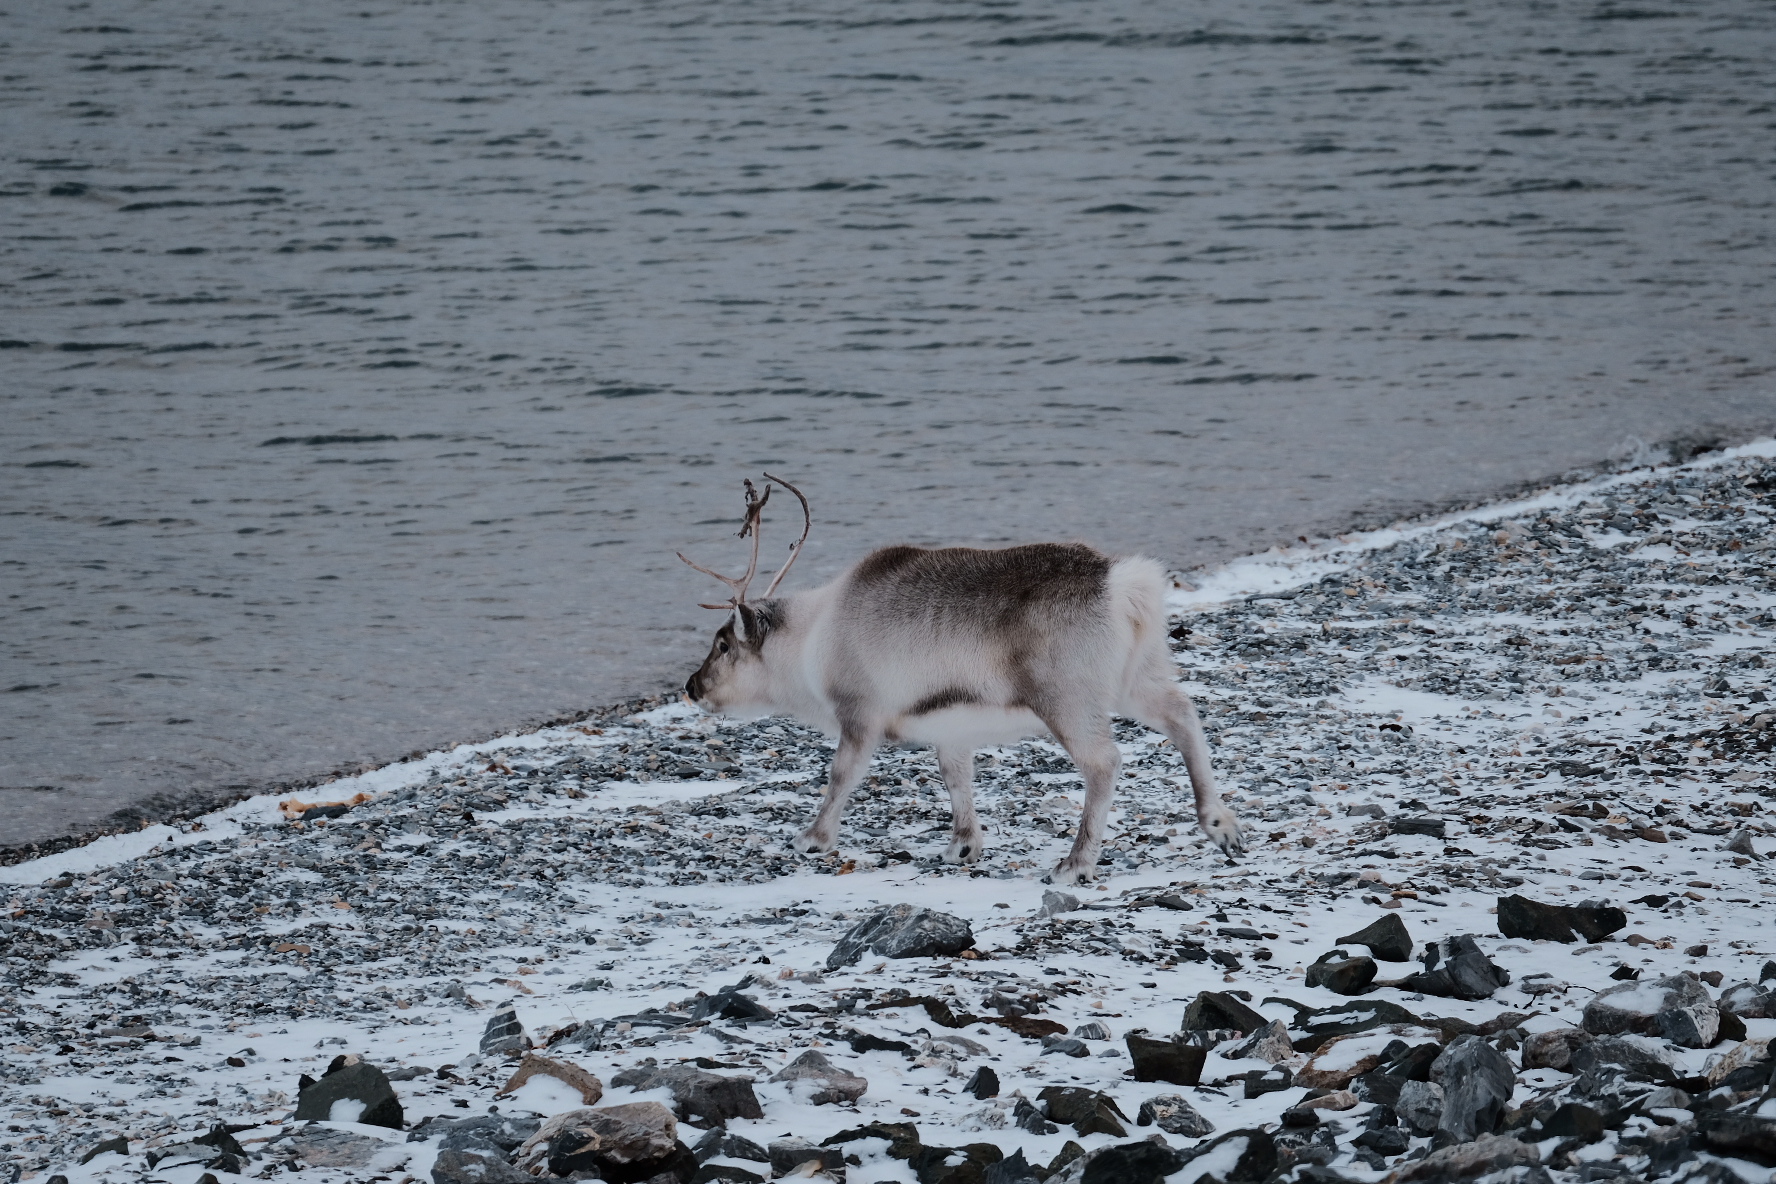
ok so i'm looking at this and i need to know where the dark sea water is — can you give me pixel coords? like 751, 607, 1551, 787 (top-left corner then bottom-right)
3, 0, 1773, 852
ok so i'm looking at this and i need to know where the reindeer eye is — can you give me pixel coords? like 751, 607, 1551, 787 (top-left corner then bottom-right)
718, 641, 730, 654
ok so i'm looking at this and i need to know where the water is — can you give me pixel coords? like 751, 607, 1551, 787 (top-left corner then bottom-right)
3, 0, 1773, 852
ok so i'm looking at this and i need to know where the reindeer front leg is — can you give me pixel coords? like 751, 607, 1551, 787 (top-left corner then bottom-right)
937, 745, 984, 865
792, 726, 878, 855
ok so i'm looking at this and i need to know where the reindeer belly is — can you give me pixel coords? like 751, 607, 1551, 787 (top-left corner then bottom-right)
892, 704, 1047, 747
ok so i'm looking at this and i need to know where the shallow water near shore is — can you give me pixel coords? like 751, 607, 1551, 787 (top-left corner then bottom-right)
3, 0, 1775, 852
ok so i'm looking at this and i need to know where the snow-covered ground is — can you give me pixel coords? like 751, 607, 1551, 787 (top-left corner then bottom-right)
5, 442, 1776, 1184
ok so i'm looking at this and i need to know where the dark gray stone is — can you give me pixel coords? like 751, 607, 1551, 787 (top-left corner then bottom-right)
1292, 999, 1424, 1054
1497, 894, 1626, 944
826, 904, 975, 969
1395, 1080, 1444, 1136
294, 1056, 403, 1129
480, 1007, 529, 1055
1124, 1030, 1206, 1085
1657, 1003, 1720, 1049
1568, 1034, 1680, 1083
767, 1139, 844, 1177
432, 1147, 533, 1184
1136, 1094, 1215, 1137
79, 1135, 128, 1164
1430, 1035, 1514, 1143
1401, 934, 1510, 1000
610, 1062, 763, 1125
1353, 1126, 1410, 1156
1181, 990, 1266, 1034
964, 1065, 999, 1099
1076, 1141, 1187, 1184
1337, 914, 1413, 962
983, 1149, 1041, 1184
1305, 949, 1377, 995
1584, 973, 1716, 1040
1038, 1086, 1129, 1137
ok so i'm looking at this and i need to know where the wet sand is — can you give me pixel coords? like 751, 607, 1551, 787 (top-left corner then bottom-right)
3, 0, 1774, 854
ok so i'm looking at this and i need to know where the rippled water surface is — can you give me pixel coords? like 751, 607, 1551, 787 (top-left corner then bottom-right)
3, 0, 1773, 849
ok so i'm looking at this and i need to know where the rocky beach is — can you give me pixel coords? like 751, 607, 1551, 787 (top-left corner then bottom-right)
5, 445, 1776, 1183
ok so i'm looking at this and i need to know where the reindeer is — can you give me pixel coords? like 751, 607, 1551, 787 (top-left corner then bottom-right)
679, 475, 1244, 884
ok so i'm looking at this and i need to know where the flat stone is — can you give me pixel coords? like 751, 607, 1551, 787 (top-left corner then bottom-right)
1496, 894, 1626, 944
1124, 1030, 1206, 1085
826, 904, 974, 969
1391, 1133, 1538, 1182
1038, 1086, 1129, 1138
272, 1126, 404, 1170
1291, 999, 1425, 1054
497, 1052, 604, 1107
293, 1056, 404, 1129
771, 1049, 867, 1105
1135, 1094, 1215, 1137
1336, 914, 1414, 962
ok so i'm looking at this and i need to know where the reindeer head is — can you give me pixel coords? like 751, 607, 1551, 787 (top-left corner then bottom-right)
680, 474, 809, 716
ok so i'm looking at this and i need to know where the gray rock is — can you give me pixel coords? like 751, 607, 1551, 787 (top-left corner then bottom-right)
1584, 973, 1717, 1040
1305, 949, 1377, 995
1038, 1086, 1129, 1138
1395, 1080, 1445, 1136
825, 904, 975, 969
516, 1102, 689, 1181
1496, 894, 1626, 944
1521, 1027, 1592, 1071
1658, 1003, 1720, 1049
610, 1062, 763, 1125
293, 1056, 404, 1129
1720, 981, 1776, 1019
1042, 1035, 1090, 1058
1124, 1030, 1207, 1085
1222, 1018, 1293, 1065
1072, 1020, 1111, 1041
1430, 1035, 1515, 1143
432, 1147, 532, 1184
1039, 890, 1082, 917
771, 1050, 867, 1104
1337, 914, 1414, 962
1135, 1094, 1215, 1138
1390, 1133, 1538, 1182
1181, 990, 1267, 1034
767, 1138, 844, 1177
1401, 934, 1510, 1000
480, 1007, 529, 1055
271, 1126, 402, 1170
1568, 1034, 1681, 1083
422, 1114, 541, 1153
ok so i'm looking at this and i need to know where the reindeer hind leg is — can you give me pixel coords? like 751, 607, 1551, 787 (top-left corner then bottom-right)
937, 745, 984, 865
1135, 680, 1244, 856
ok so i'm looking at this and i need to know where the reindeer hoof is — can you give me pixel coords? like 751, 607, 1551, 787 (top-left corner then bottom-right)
1046, 859, 1096, 887
942, 837, 984, 866
792, 829, 837, 856
1198, 804, 1245, 855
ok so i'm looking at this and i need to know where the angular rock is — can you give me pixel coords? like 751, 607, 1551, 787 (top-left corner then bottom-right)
1720, 981, 1776, 1019
1136, 1094, 1214, 1137
1584, 972, 1717, 1040
964, 1065, 999, 1099
1242, 1066, 1294, 1099
1537, 1102, 1605, 1142
79, 1135, 129, 1164
1012, 1096, 1058, 1135
480, 1007, 530, 1055
421, 1113, 542, 1153
1567, 1033, 1680, 1083
690, 978, 775, 1025
1725, 829, 1761, 859
1039, 890, 1082, 917
1353, 1125, 1410, 1156
1695, 1111, 1776, 1167
907, 1140, 1003, 1184
826, 904, 974, 970
272, 1126, 404, 1170
1042, 1035, 1090, 1058
1496, 894, 1626, 944
1038, 1086, 1129, 1137
983, 1149, 1041, 1184
1173, 1129, 1277, 1184
767, 1139, 844, 1178
1401, 935, 1510, 1000
433, 1147, 533, 1184
1297, 1035, 1394, 1091
1181, 990, 1266, 1034
1704, 1037, 1771, 1086
1304, 949, 1377, 995
1391, 1133, 1538, 1182
1521, 1027, 1593, 1071
1124, 1030, 1206, 1085
1658, 1003, 1721, 1048
1222, 1018, 1292, 1065
1336, 914, 1413, 962
294, 1055, 404, 1129
1064, 1140, 1186, 1184
691, 1128, 768, 1165
1395, 1080, 1445, 1136
1071, 1020, 1111, 1041
1291, 999, 1424, 1053
1297, 1089, 1358, 1112
1431, 1035, 1515, 1143
516, 1103, 692, 1184
771, 1049, 867, 1104
611, 1062, 763, 1125
497, 1052, 604, 1106
1392, 815, 1447, 839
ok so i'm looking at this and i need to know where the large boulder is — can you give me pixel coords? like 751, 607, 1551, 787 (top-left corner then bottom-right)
1290, 999, 1424, 1054
1584, 973, 1719, 1047
1521, 1027, 1593, 1071
611, 1061, 762, 1125
1181, 990, 1266, 1034
1567, 1033, 1681, 1083
1496, 894, 1626, 944
1305, 949, 1377, 996
1431, 1035, 1515, 1143
1391, 1133, 1538, 1182
1337, 914, 1414, 962
1124, 1030, 1206, 1085
293, 1055, 403, 1129
1401, 935, 1510, 1000
1038, 1087, 1129, 1138
771, 1050, 867, 1104
515, 1102, 694, 1184
1395, 1080, 1445, 1137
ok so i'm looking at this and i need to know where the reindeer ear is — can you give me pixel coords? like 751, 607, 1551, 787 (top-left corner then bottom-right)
730, 606, 750, 643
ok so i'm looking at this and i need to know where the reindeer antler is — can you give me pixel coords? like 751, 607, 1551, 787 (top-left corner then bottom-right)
759, 472, 811, 598
678, 474, 811, 609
